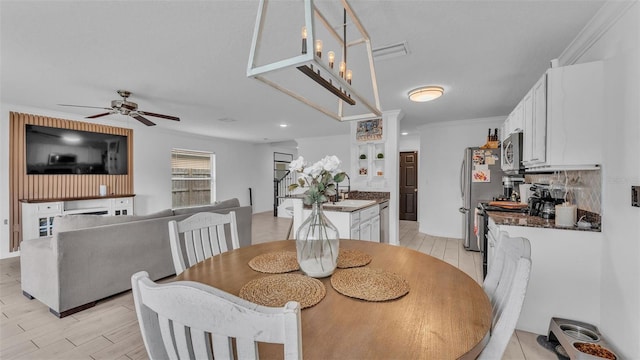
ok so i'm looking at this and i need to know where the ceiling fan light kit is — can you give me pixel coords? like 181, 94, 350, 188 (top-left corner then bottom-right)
59, 90, 180, 126
246, 0, 382, 122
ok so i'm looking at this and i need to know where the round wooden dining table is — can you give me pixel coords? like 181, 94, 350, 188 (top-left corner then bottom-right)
175, 239, 491, 359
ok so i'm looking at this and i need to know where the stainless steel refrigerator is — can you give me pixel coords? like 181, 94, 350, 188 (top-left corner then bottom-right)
459, 147, 504, 251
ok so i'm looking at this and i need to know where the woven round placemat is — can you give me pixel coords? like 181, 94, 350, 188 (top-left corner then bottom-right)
248, 251, 300, 273
330, 267, 410, 302
337, 248, 372, 268
239, 274, 326, 309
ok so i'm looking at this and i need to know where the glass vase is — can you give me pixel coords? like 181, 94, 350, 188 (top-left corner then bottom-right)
296, 202, 340, 278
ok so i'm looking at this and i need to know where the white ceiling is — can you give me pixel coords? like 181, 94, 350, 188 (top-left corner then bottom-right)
0, 0, 605, 143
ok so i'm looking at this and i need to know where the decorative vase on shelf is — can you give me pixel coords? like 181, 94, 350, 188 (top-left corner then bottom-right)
296, 202, 340, 278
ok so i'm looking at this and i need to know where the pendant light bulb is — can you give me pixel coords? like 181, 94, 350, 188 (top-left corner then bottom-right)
301, 26, 307, 54
315, 40, 323, 58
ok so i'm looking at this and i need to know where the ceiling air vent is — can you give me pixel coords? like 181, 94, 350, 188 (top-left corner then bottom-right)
372, 41, 409, 61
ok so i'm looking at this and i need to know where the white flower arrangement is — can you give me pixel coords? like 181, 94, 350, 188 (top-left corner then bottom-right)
288, 155, 346, 205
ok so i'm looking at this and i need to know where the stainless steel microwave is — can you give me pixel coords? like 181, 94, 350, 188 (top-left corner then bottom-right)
501, 132, 523, 174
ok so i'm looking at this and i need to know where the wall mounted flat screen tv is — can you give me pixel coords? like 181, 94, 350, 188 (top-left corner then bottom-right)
25, 125, 128, 175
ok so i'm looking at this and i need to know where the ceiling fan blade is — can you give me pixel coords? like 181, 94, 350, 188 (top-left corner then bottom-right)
132, 114, 156, 126
58, 104, 113, 110
86, 112, 114, 119
138, 110, 180, 121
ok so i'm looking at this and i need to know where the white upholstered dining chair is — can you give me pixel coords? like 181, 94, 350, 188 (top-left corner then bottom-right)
131, 271, 303, 360
168, 211, 240, 275
479, 236, 532, 360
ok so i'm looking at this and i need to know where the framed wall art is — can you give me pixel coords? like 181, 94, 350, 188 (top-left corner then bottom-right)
356, 119, 383, 142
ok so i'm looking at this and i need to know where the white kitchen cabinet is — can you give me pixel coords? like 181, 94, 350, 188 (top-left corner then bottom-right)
522, 75, 546, 166
522, 89, 534, 163
358, 204, 380, 242
293, 199, 380, 242
321, 210, 356, 239
369, 215, 380, 242
501, 95, 524, 143
524, 61, 603, 170
359, 219, 371, 240
500, 118, 509, 143
350, 224, 360, 240
511, 100, 524, 133
490, 218, 602, 335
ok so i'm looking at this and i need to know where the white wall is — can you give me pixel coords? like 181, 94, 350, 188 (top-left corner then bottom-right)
417, 116, 504, 238
399, 134, 420, 152
0, 104, 266, 258
295, 134, 351, 173
565, 3, 640, 357
132, 127, 258, 215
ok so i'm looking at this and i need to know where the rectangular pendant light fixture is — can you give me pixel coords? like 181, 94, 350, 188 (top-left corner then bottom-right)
246, 0, 382, 122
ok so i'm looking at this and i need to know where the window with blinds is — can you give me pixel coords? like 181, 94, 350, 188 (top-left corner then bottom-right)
171, 149, 215, 208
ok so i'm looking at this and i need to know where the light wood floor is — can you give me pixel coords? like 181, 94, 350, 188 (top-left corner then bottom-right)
0, 213, 556, 360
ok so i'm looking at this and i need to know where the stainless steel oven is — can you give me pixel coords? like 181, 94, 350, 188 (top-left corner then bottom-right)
478, 201, 529, 278
501, 132, 523, 174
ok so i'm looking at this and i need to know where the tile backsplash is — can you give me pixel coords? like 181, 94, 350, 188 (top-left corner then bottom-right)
525, 170, 601, 214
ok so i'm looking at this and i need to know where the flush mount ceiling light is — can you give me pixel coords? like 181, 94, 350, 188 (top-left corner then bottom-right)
247, 0, 382, 122
408, 86, 444, 102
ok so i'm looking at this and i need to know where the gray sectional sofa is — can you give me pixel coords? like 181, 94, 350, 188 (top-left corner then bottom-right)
20, 198, 252, 317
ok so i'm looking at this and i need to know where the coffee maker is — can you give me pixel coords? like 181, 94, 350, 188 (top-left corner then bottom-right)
502, 176, 525, 201
528, 184, 565, 219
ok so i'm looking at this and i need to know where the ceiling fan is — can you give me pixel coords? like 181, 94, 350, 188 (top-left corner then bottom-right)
58, 90, 180, 126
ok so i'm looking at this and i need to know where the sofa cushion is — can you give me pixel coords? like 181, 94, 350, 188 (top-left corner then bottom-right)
53, 208, 174, 234
172, 198, 240, 215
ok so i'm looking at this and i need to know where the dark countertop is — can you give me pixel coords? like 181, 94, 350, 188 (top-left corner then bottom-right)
487, 211, 601, 232
322, 198, 388, 212
346, 191, 390, 201
285, 191, 389, 213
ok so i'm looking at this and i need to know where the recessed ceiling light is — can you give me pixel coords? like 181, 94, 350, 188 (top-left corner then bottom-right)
218, 117, 237, 123
401, 132, 409, 136
280, 123, 288, 128
408, 86, 444, 102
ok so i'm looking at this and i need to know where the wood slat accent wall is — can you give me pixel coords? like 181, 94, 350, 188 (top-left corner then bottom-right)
9, 112, 134, 251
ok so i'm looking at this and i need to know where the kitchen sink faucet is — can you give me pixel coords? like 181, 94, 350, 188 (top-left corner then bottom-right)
336, 173, 351, 201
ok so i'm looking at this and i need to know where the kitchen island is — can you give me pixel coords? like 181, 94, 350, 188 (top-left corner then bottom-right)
291, 196, 388, 242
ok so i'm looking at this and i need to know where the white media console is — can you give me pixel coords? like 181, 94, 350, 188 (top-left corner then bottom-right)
21, 195, 135, 240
